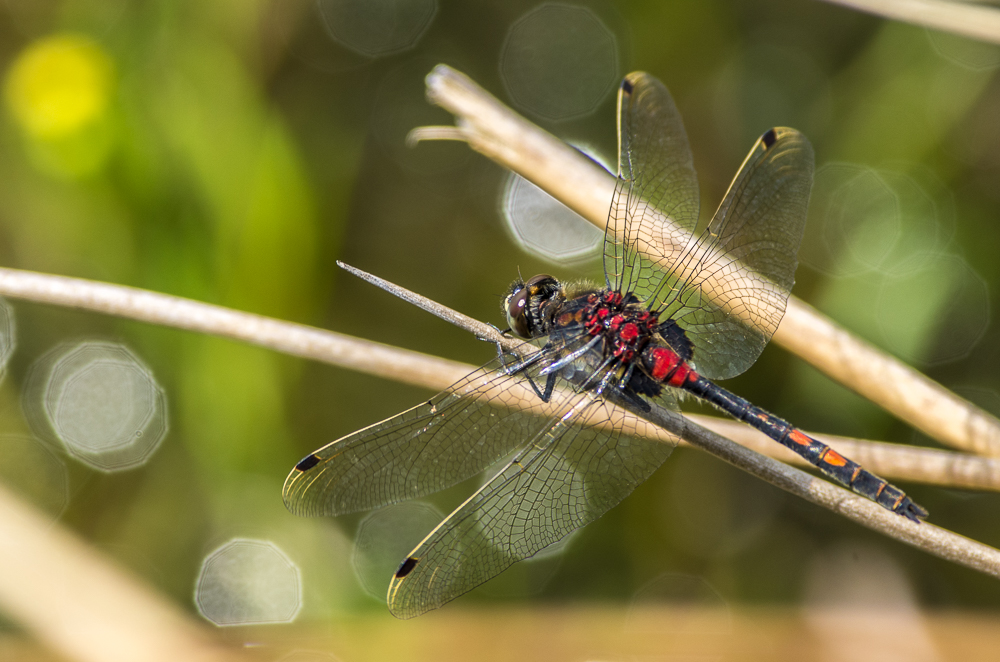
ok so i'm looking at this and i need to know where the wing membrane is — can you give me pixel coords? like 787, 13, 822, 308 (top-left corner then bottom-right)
654, 128, 814, 379
386, 392, 675, 619
605, 70, 813, 379
605, 72, 700, 295
283, 341, 591, 517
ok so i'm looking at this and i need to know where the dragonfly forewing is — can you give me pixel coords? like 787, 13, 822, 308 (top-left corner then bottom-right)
283, 342, 593, 517
606, 72, 700, 298
605, 70, 815, 380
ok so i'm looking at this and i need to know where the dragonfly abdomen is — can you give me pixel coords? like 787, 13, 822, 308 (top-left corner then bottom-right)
684, 376, 927, 522
640, 345, 697, 387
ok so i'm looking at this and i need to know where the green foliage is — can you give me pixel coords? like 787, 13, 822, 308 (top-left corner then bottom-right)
1, 0, 998, 621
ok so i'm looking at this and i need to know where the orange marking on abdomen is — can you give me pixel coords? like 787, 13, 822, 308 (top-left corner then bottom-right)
822, 449, 848, 467
788, 429, 812, 446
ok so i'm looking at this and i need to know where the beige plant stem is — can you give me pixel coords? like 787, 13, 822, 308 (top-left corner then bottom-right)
334, 263, 1000, 578
0, 266, 998, 581
699, 416, 1000, 492
819, 0, 1000, 45
0, 482, 247, 662
0, 265, 991, 490
417, 64, 1000, 459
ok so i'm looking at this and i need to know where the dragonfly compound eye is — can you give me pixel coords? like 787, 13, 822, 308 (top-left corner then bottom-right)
505, 274, 560, 338
504, 283, 531, 338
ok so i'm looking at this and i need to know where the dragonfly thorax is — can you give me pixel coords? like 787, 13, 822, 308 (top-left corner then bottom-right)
574, 290, 659, 363
506, 273, 699, 397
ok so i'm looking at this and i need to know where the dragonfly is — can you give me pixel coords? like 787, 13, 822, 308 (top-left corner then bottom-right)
283, 71, 927, 619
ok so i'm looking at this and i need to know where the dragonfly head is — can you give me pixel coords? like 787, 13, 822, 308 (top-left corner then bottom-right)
503, 274, 561, 339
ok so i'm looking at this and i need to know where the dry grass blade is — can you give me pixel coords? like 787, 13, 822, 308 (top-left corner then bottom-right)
1, 266, 999, 581
0, 267, 472, 388
419, 64, 1000, 459
820, 0, 1000, 45
0, 482, 247, 662
339, 262, 1000, 580
2, 265, 997, 493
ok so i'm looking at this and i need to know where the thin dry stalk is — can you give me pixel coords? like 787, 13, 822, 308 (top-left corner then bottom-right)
2, 266, 996, 491
695, 415, 1000, 491
0, 267, 473, 388
0, 482, 247, 662
0, 265, 998, 579
418, 64, 1000, 459
820, 0, 1000, 44
338, 262, 1000, 580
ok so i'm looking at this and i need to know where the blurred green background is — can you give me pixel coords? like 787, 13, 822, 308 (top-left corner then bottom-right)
1, 0, 999, 638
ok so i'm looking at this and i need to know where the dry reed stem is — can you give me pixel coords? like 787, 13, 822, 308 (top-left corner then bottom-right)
1, 266, 996, 490
419, 64, 1000, 459
0, 482, 248, 662
338, 262, 1000, 579
0, 265, 998, 584
820, 0, 1000, 44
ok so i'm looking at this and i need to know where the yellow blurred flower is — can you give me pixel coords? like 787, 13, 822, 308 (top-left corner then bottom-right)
4, 33, 114, 140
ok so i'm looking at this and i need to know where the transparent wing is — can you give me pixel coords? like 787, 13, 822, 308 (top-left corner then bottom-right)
385, 391, 675, 619
282, 340, 592, 517
604, 72, 814, 380
604, 71, 700, 297
652, 128, 814, 379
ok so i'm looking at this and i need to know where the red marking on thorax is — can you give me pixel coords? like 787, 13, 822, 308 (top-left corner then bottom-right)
577, 291, 664, 364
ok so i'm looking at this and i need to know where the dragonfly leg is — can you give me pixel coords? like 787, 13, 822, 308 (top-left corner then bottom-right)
526, 370, 558, 402
539, 335, 602, 376
492, 339, 557, 402
614, 362, 652, 412
512, 364, 557, 403
497, 344, 543, 376
579, 355, 618, 392
619, 361, 636, 389
488, 324, 514, 363
617, 387, 651, 413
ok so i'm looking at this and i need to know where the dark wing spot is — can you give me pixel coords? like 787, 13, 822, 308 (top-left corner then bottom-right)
621, 78, 634, 94
395, 557, 419, 578
294, 453, 321, 472
762, 128, 777, 148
